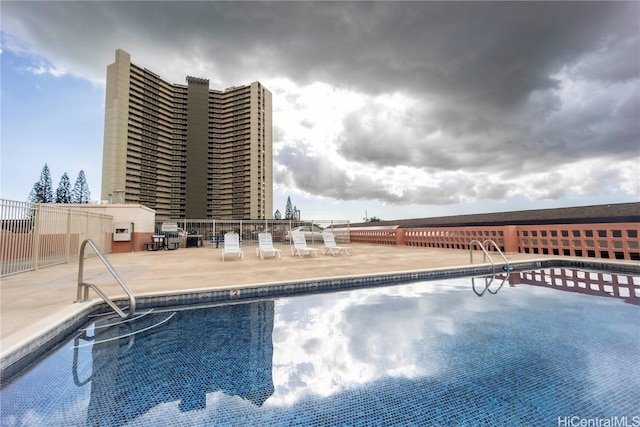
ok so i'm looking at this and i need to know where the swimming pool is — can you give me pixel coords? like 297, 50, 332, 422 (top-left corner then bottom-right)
1, 267, 639, 426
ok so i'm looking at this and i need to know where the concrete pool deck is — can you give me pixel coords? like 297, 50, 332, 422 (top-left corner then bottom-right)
1, 243, 555, 354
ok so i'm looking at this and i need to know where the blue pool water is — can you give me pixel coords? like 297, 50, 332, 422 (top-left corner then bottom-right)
1, 268, 639, 426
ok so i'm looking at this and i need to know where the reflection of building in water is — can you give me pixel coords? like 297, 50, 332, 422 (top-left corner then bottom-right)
85, 301, 274, 426
509, 268, 639, 305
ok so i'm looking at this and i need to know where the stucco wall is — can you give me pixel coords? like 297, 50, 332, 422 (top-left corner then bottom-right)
52, 203, 156, 252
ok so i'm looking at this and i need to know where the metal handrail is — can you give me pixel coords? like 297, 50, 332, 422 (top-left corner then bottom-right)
76, 239, 136, 319
469, 239, 511, 274
471, 272, 509, 297
482, 239, 511, 267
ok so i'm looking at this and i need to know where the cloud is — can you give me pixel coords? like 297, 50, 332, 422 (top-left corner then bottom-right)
276, 144, 510, 205
331, 69, 639, 190
21, 63, 66, 77
4, 2, 638, 93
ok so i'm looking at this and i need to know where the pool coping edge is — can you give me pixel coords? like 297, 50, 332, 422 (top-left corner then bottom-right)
1, 258, 638, 382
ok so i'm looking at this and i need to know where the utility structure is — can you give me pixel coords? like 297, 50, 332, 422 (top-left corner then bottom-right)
101, 49, 273, 220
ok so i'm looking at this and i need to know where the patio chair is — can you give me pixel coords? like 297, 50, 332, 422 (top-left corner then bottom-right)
291, 231, 320, 258
321, 230, 351, 256
257, 232, 282, 260
221, 232, 243, 261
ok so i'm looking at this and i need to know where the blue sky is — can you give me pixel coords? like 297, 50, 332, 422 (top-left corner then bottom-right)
1, 2, 638, 222
1, 49, 104, 204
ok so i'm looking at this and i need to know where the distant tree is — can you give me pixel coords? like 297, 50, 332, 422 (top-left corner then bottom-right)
55, 173, 72, 203
25, 184, 40, 219
285, 196, 294, 219
293, 205, 300, 220
274, 209, 282, 220
368, 216, 382, 222
27, 182, 43, 204
28, 164, 53, 203
41, 165, 54, 202
72, 170, 91, 203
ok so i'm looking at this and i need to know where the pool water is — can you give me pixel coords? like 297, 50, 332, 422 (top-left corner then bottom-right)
1, 269, 639, 426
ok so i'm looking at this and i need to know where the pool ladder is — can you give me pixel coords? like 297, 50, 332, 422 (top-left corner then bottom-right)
471, 273, 509, 297
469, 239, 512, 275
76, 239, 136, 319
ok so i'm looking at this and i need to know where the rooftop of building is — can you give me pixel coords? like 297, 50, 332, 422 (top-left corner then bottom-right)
350, 202, 640, 228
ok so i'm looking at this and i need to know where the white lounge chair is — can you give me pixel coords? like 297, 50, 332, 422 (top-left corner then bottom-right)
321, 230, 351, 256
257, 232, 282, 260
221, 232, 243, 261
291, 231, 319, 258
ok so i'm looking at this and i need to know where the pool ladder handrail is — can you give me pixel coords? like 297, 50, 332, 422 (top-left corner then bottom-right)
469, 239, 511, 274
76, 238, 136, 319
471, 272, 509, 297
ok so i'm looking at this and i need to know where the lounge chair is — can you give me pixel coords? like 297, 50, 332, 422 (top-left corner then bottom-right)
221, 232, 243, 261
257, 232, 282, 260
291, 231, 319, 258
321, 230, 351, 256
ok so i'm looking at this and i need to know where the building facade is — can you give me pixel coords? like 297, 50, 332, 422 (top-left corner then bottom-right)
101, 49, 273, 220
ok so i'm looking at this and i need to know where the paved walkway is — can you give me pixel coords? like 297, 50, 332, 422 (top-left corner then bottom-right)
1, 243, 545, 354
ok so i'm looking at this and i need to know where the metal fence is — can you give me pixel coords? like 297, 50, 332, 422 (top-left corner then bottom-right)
1, 200, 113, 277
154, 219, 351, 247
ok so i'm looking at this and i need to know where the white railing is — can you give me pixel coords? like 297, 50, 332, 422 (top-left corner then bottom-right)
155, 219, 351, 246
0, 200, 113, 277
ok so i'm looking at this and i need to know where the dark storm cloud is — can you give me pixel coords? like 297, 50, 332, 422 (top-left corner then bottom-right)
572, 37, 640, 83
258, 1, 638, 108
4, 2, 637, 95
336, 103, 502, 171
336, 83, 640, 176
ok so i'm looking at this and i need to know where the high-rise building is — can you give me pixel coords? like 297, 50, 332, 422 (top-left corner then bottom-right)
101, 49, 273, 220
